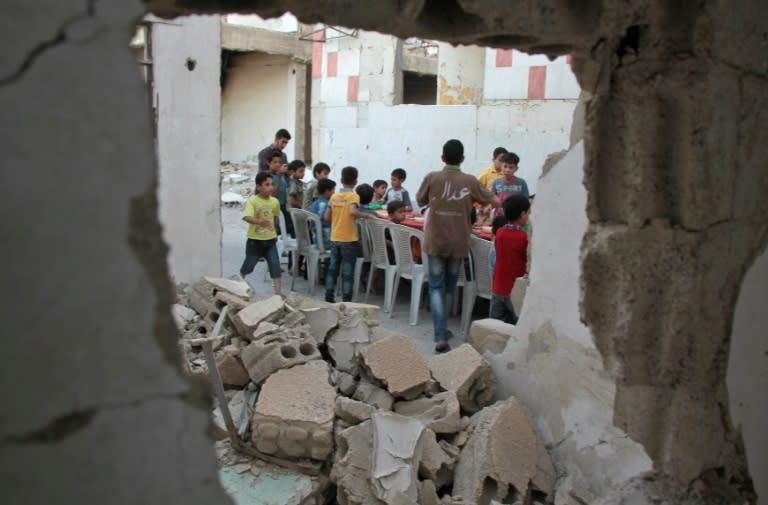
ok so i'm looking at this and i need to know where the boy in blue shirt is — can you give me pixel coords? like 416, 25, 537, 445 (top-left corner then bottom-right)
308, 178, 335, 247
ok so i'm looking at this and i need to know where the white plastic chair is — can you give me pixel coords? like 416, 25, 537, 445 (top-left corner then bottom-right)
289, 208, 330, 294
460, 235, 493, 336
363, 218, 397, 313
350, 220, 373, 301
388, 223, 427, 325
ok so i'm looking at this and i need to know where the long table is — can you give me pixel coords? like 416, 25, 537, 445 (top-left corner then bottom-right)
393, 212, 493, 241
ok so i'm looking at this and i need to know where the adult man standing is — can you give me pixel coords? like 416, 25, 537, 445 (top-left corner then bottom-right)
476, 146, 507, 189
416, 139, 500, 353
257, 129, 291, 171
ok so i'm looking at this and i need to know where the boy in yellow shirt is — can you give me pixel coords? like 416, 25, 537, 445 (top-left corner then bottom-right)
324, 166, 375, 302
239, 172, 282, 295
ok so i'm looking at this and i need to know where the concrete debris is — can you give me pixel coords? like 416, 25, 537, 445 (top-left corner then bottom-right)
213, 390, 256, 437
394, 391, 462, 434
370, 324, 401, 342
329, 369, 358, 396
233, 295, 285, 338
252, 321, 280, 340
430, 343, 497, 413
331, 421, 382, 505
352, 379, 394, 411
418, 428, 459, 488
199, 275, 252, 300
216, 345, 250, 387
240, 332, 322, 385
361, 334, 431, 399
301, 306, 340, 341
417, 479, 440, 505
172, 303, 198, 329
213, 290, 249, 313
222, 191, 246, 205
453, 398, 556, 504
326, 309, 373, 374
334, 302, 381, 324
335, 396, 376, 424
370, 412, 426, 503
252, 361, 336, 461
468, 318, 516, 354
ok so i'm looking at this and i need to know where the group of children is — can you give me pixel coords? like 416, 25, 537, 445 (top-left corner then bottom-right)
239, 154, 413, 302
239, 144, 532, 332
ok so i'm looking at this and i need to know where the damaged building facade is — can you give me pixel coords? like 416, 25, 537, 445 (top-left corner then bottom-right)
1, 1, 766, 505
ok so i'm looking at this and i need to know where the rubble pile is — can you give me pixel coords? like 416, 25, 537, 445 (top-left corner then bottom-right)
220, 161, 257, 206
177, 277, 555, 505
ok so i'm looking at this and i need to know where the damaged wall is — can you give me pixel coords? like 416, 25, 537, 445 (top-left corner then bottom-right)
485, 141, 653, 503
0, 1, 230, 504
4, 0, 767, 504
221, 52, 298, 163
153, 15, 222, 283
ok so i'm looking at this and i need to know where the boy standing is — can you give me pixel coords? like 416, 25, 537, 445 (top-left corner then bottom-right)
477, 147, 508, 189
382, 168, 412, 211
239, 172, 283, 295
491, 152, 529, 217
355, 183, 377, 215
490, 195, 530, 324
416, 140, 499, 353
286, 159, 307, 210
308, 178, 336, 246
324, 166, 374, 303
258, 129, 291, 172
302, 162, 331, 209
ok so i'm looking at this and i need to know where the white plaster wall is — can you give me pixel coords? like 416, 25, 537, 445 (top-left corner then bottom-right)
311, 100, 575, 196
485, 142, 653, 501
437, 42, 485, 104
221, 52, 297, 163
153, 15, 222, 283
483, 48, 580, 100
224, 13, 298, 32
727, 247, 768, 504
0, 1, 230, 504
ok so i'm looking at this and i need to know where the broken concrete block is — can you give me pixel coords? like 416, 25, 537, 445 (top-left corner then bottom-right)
326, 310, 372, 374
278, 309, 306, 328
199, 275, 252, 300
240, 333, 321, 385
285, 291, 333, 311
417, 480, 440, 505
301, 306, 340, 342
418, 428, 458, 489
452, 398, 556, 503
216, 345, 250, 387
188, 287, 216, 318
172, 303, 197, 329
213, 290, 249, 313
335, 396, 376, 424
361, 334, 431, 399
329, 369, 357, 396
394, 391, 461, 434
212, 390, 256, 437
331, 421, 381, 505
352, 380, 394, 411
252, 321, 279, 341
370, 324, 400, 342
430, 343, 496, 413
335, 302, 381, 323
233, 295, 284, 338
468, 318, 515, 354
370, 412, 425, 503
252, 361, 336, 461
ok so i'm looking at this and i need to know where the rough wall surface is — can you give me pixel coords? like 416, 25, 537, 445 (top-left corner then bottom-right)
3, 0, 765, 503
0, 1, 231, 504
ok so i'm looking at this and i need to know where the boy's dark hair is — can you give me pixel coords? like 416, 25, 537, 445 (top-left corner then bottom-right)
356, 184, 374, 205
275, 128, 291, 140
387, 200, 407, 215
493, 147, 508, 159
266, 149, 283, 162
391, 168, 407, 181
340, 166, 358, 185
503, 194, 531, 222
255, 171, 272, 186
317, 178, 336, 195
442, 139, 464, 165
287, 159, 306, 172
502, 152, 520, 166
313, 162, 331, 177
373, 179, 387, 189
491, 215, 507, 236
